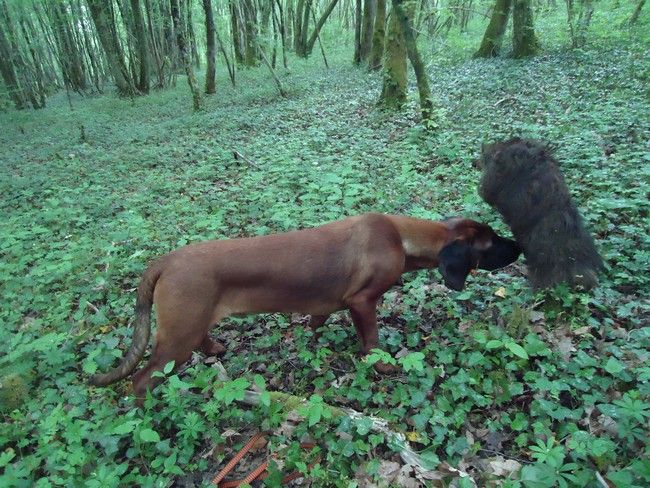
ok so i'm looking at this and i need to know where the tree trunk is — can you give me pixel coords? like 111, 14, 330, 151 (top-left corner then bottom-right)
230, 0, 244, 64
86, 0, 137, 95
170, 0, 202, 110
512, 0, 539, 57
360, 0, 376, 62
274, 0, 288, 68
378, 2, 406, 108
202, 0, 216, 94
393, 0, 434, 123
474, 0, 512, 57
0, 8, 27, 109
241, 0, 259, 66
353, 0, 362, 63
368, 0, 386, 70
304, 0, 341, 56
186, 0, 200, 68
130, 0, 150, 93
629, 0, 645, 24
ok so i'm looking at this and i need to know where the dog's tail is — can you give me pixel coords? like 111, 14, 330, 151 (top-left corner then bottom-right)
89, 258, 165, 387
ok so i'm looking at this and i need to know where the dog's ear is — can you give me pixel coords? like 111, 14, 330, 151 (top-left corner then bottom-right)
477, 236, 522, 271
438, 240, 475, 291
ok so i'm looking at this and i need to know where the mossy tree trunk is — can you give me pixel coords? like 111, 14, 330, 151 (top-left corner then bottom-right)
368, 0, 386, 70
170, 0, 202, 110
628, 0, 645, 24
393, 0, 434, 124
229, 0, 244, 64
0, 12, 27, 109
241, 0, 259, 66
512, 0, 539, 57
359, 0, 376, 62
87, 0, 137, 96
130, 0, 150, 93
378, 2, 406, 108
353, 0, 362, 63
202, 0, 216, 94
474, 0, 512, 57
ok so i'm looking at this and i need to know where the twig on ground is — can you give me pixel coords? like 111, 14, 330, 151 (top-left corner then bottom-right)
232, 150, 260, 168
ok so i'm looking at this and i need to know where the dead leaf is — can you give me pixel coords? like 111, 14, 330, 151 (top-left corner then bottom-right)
573, 326, 591, 336
494, 287, 507, 298
394, 465, 421, 488
486, 456, 522, 477
530, 311, 545, 323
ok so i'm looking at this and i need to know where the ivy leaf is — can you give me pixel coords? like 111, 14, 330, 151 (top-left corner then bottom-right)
604, 357, 625, 375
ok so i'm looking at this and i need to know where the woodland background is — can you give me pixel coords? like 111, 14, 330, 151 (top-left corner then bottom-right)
0, 0, 648, 486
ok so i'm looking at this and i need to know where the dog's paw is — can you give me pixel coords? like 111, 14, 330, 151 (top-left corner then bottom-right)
373, 361, 398, 374
201, 337, 226, 356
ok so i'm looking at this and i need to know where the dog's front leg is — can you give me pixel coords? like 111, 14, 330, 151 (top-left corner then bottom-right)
349, 297, 397, 374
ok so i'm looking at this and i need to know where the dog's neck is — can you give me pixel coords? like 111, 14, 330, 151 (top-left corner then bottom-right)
385, 215, 451, 271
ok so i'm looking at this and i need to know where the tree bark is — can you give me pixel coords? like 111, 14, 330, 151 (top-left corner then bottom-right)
353, 0, 362, 63
230, 0, 244, 64
512, 0, 539, 57
130, 0, 150, 93
202, 0, 216, 94
170, 0, 201, 110
0, 6, 27, 109
368, 0, 386, 70
474, 0, 512, 57
378, 2, 406, 108
241, 0, 259, 66
86, 0, 137, 95
629, 0, 645, 24
304, 0, 341, 56
360, 0, 376, 62
393, 0, 434, 124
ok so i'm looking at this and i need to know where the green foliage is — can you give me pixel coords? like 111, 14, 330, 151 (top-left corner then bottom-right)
0, 11, 648, 486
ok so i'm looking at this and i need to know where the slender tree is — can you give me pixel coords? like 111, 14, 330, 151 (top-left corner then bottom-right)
393, 0, 434, 123
130, 0, 150, 93
86, 0, 138, 95
512, 0, 539, 57
378, 2, 406, 108
353, 0, 362, 63
474, 0, 512, 57
368, 0, 386, 70
628, 0, 645, 24
359, 0, 376, 61
0, 7, 27, 109
202, 0, 216, 94
170, 0, 202, 110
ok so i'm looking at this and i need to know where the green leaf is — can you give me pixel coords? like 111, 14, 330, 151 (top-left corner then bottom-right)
485, 340, 503, 349
163, 360, 175, 375
505, 341, 529, 359
139, 428, 161, 443
604, 357, 625, 375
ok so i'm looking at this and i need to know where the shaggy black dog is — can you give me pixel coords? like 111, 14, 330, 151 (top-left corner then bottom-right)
477, 138, 603, 290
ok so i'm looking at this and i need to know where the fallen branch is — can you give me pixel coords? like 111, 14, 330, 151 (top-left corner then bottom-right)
232, 150, 259, 168
212, 362, 473, 482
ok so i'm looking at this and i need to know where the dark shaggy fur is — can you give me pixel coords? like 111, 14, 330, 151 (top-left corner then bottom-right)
477, 138, 603, 290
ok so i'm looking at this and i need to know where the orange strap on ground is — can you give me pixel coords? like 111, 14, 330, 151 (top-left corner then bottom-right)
211, 431, 268, 485
212, 435, 319, 487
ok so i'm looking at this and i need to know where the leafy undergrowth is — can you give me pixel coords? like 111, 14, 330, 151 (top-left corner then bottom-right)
1, 33, 649, 488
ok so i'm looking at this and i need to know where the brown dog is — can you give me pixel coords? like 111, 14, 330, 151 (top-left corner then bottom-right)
89, 213, 520, 400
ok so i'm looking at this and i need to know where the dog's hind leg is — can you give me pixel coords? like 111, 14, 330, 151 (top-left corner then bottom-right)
200, 335, 226, 356
132, 295, 213, 403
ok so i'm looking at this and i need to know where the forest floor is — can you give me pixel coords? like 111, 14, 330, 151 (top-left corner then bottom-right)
1, 28, 649, 488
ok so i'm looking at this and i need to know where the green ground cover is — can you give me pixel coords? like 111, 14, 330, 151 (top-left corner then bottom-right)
1, 9, 649, 487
